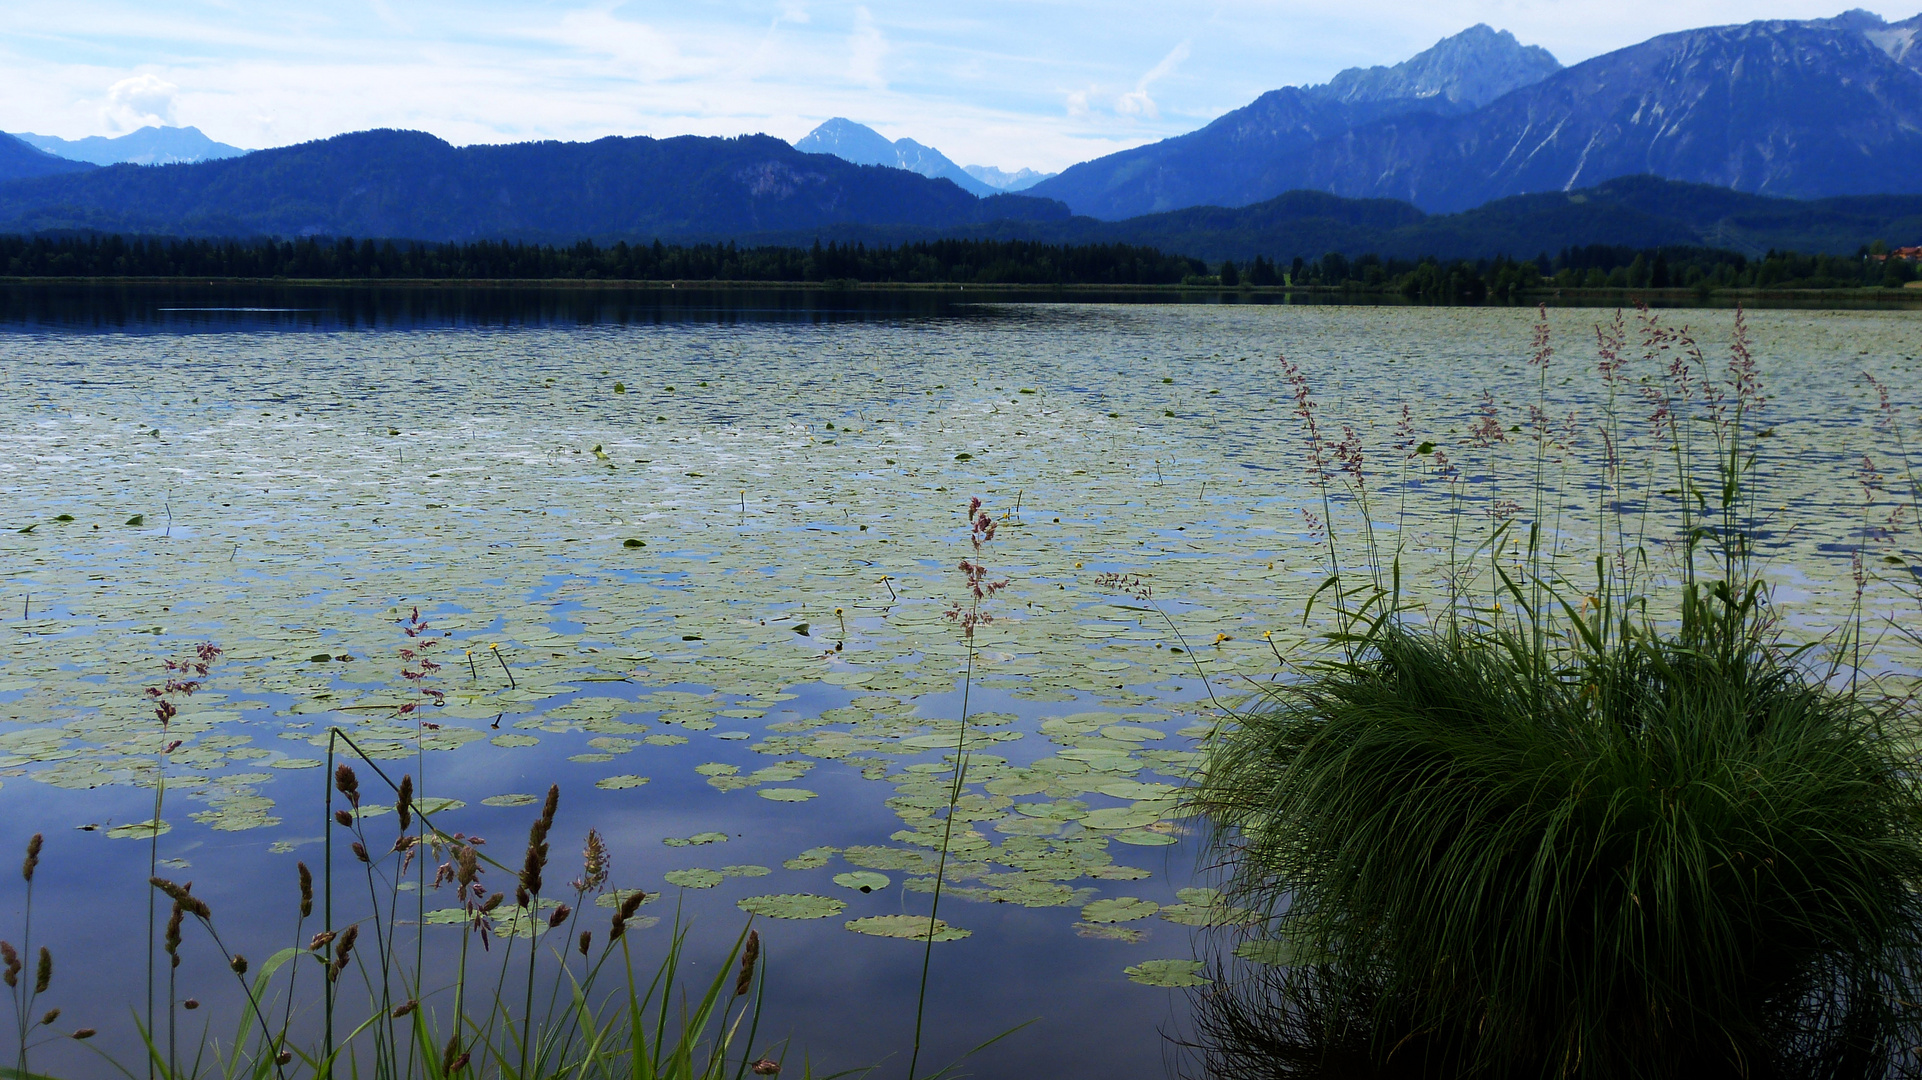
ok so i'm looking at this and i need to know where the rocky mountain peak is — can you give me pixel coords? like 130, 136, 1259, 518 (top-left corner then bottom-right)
1312, 23, 1562, 108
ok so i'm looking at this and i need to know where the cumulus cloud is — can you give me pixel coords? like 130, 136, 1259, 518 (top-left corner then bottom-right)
1115, 40, 1189, 119
101, 73, 178, 131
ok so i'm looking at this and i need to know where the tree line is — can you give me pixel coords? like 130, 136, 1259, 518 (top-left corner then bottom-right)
0, 233, 1908, 296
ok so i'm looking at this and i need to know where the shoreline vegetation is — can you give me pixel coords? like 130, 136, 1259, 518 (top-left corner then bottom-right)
4, 235, 1922, 304
1188, 307, 1922, 1076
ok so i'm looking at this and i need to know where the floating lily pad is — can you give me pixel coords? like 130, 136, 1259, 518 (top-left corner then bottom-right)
845, 915, 971, 942
663, 869, 723, 889
593, 888, 656, 909
832, 871, 890, 892
783, 846, 838, 870
482, 793, 538, 807
721, 864, 771, 878
106, 819, 170, 839
737, 893, 845, 919
1081, 805, 1165, 831
1075, 922, 1146, 942
757, 788, 816, 802
1124, 959, 1208, 987
596, 775, 650, 790
1081, 897, 1159, 923
491, 734, 539, 748
1113, 829, 1179, 846
662, 831, 729, 848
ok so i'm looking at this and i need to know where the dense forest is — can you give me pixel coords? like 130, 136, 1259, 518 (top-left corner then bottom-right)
0, 232, 1909, 296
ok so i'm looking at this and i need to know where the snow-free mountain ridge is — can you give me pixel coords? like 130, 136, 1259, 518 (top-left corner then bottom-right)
12, 126, 249, 166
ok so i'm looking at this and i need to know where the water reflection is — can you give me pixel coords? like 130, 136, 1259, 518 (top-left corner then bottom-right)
1180, 943, 1914, 1080
6, 280, 1869, 334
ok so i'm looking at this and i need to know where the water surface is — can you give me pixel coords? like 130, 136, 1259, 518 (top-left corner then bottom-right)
2, 289, 1917, 1077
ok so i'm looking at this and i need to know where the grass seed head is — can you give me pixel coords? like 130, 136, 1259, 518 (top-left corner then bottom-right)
735, 929, 760, 997
397, 774, 414, 830
1, 941, 19, 987
297, 862, 313, 918
23, 833, 42, 882
575, 828, 609, 893
34, 947, 50, 994
165, 905, 184, 967
334, 764, 360, 808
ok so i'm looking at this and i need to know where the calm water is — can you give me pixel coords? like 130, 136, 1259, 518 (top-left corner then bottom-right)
1, 286, 1918, 1078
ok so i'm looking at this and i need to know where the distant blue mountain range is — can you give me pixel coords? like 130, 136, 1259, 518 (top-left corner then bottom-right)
1030, 11, 1922, 216
0, 129, 1067, 242
792, 119, 1054, 194
6, 13, 1922, 260
11, 126, 249, 166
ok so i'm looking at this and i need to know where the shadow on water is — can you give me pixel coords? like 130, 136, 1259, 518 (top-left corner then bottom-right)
1176, 948, 1917, 1080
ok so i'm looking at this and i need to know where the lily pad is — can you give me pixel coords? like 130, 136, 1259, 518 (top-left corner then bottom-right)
832, 871, 890, 892
1081, 806, 1165, 831
595, 775, 650, 790
844, 915, 971, 942
1081, 897, 1159, 923
737, 893, 845, 919
757, 788, 816, 802
783, 846, 838, 870
593, 888, 656, 909
662, 831, 729, 848
106, 819, 171, 839
662, 869, 723, 889
1124, 959, 1208, 988
1074, 922, 1146, 942
482, 793, 538, 807
1113, 829, 1179, 847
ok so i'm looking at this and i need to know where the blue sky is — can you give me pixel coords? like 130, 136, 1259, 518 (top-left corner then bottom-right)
0, 1, 1900, 172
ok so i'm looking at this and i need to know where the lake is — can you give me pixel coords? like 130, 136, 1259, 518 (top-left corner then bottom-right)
2, 286, 1917, 1078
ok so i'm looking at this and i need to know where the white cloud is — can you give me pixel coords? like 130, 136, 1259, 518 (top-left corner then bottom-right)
0, 1, 1887, 176
101, 73, 178, 131
850, 6, 888, 90
1115, 40, 1188, 119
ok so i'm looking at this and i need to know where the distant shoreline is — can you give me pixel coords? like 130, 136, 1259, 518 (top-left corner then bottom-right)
4, 275, 1920, 307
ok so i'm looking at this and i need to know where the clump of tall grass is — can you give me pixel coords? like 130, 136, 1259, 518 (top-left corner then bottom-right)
1193, 307, 1922, 1078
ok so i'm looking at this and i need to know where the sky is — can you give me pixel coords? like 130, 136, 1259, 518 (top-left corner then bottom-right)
0, 1, 1906, 173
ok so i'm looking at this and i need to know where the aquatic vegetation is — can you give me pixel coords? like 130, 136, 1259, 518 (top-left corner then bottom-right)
2, 304, 1917, 1073
0, 747, 799, 1080
1193, 307, 1922, 1077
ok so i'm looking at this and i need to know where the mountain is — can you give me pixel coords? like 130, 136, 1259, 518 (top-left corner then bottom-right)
963, 164, 1056, 192
12, 126, 249, 166
1028, 24, 1562, 218
766, 175, 1922, 263
0, 129, 1069, 242
1032, 12, 1922, 217
792, 119, 999, 196
1081, 175, 1922, 260
0, 133, 94, 184
1310, 24, 1561, 111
